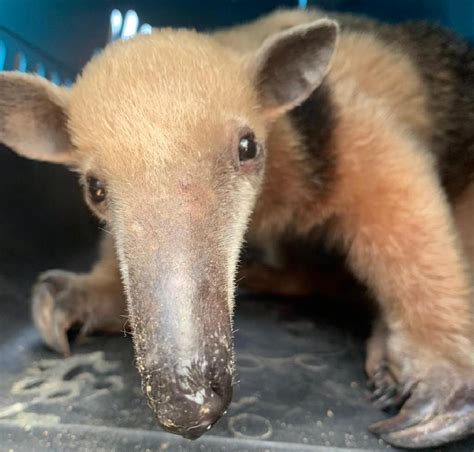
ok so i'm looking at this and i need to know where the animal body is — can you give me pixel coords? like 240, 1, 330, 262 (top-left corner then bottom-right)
0, 8, 473, 449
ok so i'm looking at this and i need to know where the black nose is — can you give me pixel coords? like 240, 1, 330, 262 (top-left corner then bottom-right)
144, 368, 233, 439
180, 383, 231, 439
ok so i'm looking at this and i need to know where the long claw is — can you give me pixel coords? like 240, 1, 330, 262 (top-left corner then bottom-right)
32, 283, 63, 354
31, 271, 83, 357
369, 410, 423, 435
370, 382, 390, 400
53, 309, 73, 357
370, 369, 474, 448
367, 362, 405, 411
31, 269, 121, 356
367, 365, 388, 389
372, 386, 399, 409
381, 410, 474, 448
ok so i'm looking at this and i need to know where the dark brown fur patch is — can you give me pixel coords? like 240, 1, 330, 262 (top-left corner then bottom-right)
396, 22, 474, 199
288, 82, 336, 196
331, 14, 474, 199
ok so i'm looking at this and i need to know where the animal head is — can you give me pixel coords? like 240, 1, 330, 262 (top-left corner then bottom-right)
0, 19, 337, 438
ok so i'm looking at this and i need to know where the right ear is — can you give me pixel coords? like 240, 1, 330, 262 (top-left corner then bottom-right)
251, 19, 338, 118
0, 72, 74, 164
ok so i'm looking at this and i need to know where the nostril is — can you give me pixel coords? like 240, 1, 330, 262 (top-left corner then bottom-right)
211, 380, 224, 397
146, 366, 233, 439
211, 371, 233, 403
181, 384, 232, 440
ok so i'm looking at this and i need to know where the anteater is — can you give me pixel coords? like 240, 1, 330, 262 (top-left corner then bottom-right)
0, 8, 473, 448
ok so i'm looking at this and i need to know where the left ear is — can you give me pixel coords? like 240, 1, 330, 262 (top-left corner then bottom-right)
0, 72, 74, 164
251, 19, 338, 117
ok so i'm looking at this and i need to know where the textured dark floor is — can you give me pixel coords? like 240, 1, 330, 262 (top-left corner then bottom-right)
0, 263, 473, 452
0, 150, 473, 451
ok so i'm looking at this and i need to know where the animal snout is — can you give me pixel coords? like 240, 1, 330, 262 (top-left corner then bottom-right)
143, 362, 233, 439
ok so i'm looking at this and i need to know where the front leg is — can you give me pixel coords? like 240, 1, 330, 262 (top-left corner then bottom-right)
330, 115, 474, 447
32, 235, 127, 356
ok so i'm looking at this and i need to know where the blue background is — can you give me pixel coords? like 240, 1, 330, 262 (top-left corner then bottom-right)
0, 0, 473, 74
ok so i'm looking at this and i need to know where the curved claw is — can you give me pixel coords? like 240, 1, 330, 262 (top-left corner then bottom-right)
380, 409, 474, 448
51, 304, 74, 357
370, 382, 390, 399
32, 271, 85, 357
368, 363, 405, 410
372, 386, 400, 410
370, 411, 423, 436
32, 282, 70, 356
370, 374, 474, 448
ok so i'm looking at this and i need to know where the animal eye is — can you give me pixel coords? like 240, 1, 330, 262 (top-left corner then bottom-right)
87, 176, 106, 204
238, 134, 260, 162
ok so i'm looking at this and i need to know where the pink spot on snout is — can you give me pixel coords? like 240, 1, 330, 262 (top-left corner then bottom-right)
179, 180, 191, 193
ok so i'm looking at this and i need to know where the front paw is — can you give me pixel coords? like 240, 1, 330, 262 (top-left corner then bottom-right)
369, 362, 474, 448
32, 270, 90, 356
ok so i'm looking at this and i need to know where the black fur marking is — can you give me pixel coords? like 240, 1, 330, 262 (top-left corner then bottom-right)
396, 22, 474, 198
289, 82, 336, 196
330, 12, 474, 199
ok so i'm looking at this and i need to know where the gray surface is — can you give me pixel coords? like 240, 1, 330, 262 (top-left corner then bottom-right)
0, 268, 473, 452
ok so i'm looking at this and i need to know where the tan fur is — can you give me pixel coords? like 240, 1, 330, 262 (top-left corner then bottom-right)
329, 32, 432, 141
260, 119, 469, 365
327, 93, 473, 366
246, 21, 473, 369
0, 72, 73, 162
32, 234, 127, 355
365, 317, 389, 377
454, 182, 474, 273
215, 8, 432, 139
2, 5, 471, 376
69, 31, 262, 175
213, 8, 323, 53
1, 8, 473, 446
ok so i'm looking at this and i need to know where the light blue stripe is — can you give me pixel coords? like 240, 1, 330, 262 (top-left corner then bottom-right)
16, 52, 27, 72
35, 62, 46, 77
0, 41, 5, 70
